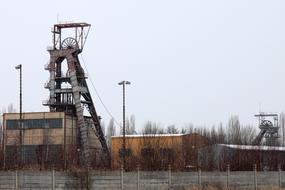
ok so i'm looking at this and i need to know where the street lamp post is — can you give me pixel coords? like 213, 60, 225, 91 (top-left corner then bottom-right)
15, 64, 23, 165
118, 80, 131, 169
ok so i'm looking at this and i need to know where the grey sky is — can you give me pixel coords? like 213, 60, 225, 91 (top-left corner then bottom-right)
1, 1, 285, 130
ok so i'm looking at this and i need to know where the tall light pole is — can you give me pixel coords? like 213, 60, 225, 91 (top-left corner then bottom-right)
118, 80, 131, 169
15, 64, 22, 165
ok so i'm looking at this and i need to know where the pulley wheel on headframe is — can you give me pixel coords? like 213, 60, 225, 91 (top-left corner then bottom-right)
261, 120, 273, 127
61, 37, 79, 49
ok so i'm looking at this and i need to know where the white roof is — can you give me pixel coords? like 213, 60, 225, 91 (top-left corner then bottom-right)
111, 134, 184, 138
218, 144, 285, 151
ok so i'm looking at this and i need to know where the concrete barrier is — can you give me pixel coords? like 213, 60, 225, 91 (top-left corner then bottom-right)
0, 169, 283, 190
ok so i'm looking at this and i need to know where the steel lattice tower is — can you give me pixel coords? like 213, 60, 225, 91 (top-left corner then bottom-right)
43, 23, 109, 166
253, 113, 279, 146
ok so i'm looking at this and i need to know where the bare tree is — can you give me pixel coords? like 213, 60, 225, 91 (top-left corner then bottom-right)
142, 121, 164, 134
185, 123, 194, 134
0, 103, 16, 130
202, 127, 210, 139
124, 115, 136, 135
101, 121, 106, 136
138, 125, 182, 170
166, 125, 179, 134
106, 118, 116, 148
280, 112, 285, 146
217, 122, 226, 144
0, 103, 16, 144
240, 125, 256, 145
180, 128, 187, 134
129, 115, 136, 134
0, 109, 3, 158
227, 115, 242, 144
7, 104, 16, 113
210, 126, 217, 144
123, 117, 130, 135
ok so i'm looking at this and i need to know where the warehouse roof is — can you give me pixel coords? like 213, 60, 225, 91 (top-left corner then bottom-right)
217, 144, 285, 151
112, 134, 184, 138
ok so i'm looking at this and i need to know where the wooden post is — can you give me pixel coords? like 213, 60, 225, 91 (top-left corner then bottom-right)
168, 164, 172, 190
120, 165, 124, 190
226, 164, 230, 189
137, 165, 140, 190
253, 164, 257, 190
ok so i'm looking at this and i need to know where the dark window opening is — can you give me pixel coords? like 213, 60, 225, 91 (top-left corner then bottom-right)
119, 148, 132, 158
6, 118, 62, 130
141, 148, 155, 157
160, 148, 174, 158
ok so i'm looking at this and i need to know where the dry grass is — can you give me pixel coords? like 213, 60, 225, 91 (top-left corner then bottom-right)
184, 186, 283, 190
257, 187, 283, 190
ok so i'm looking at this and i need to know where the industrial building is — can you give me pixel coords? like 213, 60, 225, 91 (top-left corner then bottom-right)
2, 112, 102, 169
198, 144, 285, 171
111, 133, 209, 170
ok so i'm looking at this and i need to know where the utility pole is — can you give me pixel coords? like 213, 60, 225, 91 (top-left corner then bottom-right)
15, 64, 22, 166
118, 80, 131, 170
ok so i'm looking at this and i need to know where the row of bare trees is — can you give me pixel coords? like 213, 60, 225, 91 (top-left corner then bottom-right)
105, 115, 265, 146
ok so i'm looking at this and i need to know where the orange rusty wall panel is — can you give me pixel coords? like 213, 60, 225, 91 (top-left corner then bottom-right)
182, 133, 209, 148
182, 133, 209, 167
111, 135, 184, 169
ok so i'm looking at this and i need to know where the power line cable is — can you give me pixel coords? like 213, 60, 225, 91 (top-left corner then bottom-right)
80, 54, 122, 128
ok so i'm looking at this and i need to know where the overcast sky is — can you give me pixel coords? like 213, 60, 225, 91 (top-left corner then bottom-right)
1, 0, 285, 130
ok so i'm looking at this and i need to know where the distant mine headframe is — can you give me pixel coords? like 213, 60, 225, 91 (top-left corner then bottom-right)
43, 22, 109, 166
253, 113, 279, 146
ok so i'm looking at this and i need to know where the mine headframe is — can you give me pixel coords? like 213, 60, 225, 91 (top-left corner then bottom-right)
43, 22, 110, 166
253, 113, 279, 146
52, 22, 91, 51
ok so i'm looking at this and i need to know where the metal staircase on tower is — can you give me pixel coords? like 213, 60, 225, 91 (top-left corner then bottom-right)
43, 22, 110, 166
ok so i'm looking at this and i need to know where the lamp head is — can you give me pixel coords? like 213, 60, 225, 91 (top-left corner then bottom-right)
15, 64, 22, 70
118, 81, 131, 85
